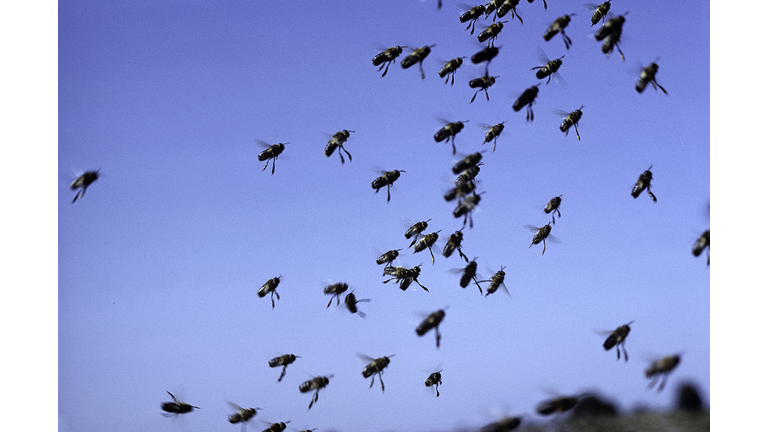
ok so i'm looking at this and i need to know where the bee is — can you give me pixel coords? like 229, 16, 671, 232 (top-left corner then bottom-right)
544, 195, 563, 224
435, 120, 468, 155
527, 222, 552, 255
536, 395, 581, 415
376, 248, 402, 273
161, 391, 199, 417
456, 258, 482, 294
478, 21, 507, 47
531, 53, 565, 85
262, 421, 291, 432
383, 264, 429, 292
269, 354, 301, 382
455, 162, 483, 187
452, 152, 483, 175
480, 416, 522, 432
481, 265, 508, 297
471, 46, 499, 75
631, 165, 657, 202
469, 75, 499, 103
443, 228, 469, 262
372, 169, 405, 203
484, 0, 505, 20
513, 85, 539, 122
324, 130, 355, 164
405, 219, 432, 248
646, 354, 681, 392
481, 122, 505, 152
299, 375, 333, 410
373, 45, 407, 78
425, 369, 443, 397
602, 321, 633, 362
557, 106, 584, 140
228, 402, 261, 431
258, 275, 283, 309
344, 291, 371, 318
438, 57, 466, 86
323, 282, 349, 308
445, 178, 477, 202
401, 45, 436, 80
586, 1, 611, 27
413, 231, 441, 265
692, 229, 710, 265
454, 191, 483, 228
360, 354, 394, 392
544, 14, 575, 50
527, 0, 547, 11
595, 15, 626, 61
460, 5, 486, 35
636, 62, 667, 94
496, 1, 522, 25
255, 140, 288, 175
416, 309, 446, 348
70, 170, 100, 203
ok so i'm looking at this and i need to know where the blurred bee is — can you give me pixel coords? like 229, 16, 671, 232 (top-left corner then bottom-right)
585, 1, 611, 26
405, 219, 432, 248
345, 291, 371, 318
70, 170, 100, 203
645, 354, 681, 392
255, 140, 288, 175
513, 85, 539, 122
557, 106, 584, 140
324, 130, 355, 164
262, 421, 291, 432
453, 152, 483, 175
478, 21, 507, 47
481, 265, 508, 297
269, 354, 301, 382
631, 165, 657, 202
373, 45, 407, 78
360, 354, 394, 392
544, 14, 575, 50
161, 391, 199, 417
460, 4, 486, 35
454, 191, 483, 228
455, 162, 483, 187
323, 282, 349, 308
425, 369, 443, 397
471, 46, 499, 75
484, 0, 504, 20
536, 395, 581, 415
416, 309, 446, 348
435, 120, 468, 155
496, 1, 522, 25
376, 248, 402, 273
372, 169, 405, 203
594, 15, 626, 61
636, 62, 667, 94
458, 258, 483, 294
445, 178, 477, 203
443, 228, 469, 262
481, 122, 505, 152
692, 229, 710, 265
439, 57, 466, 85
527, 0, 547, 11
383, 264, 429, 292
602, 321, 633, 362
527, 222, 552, 255
544, 195, 563, 224
531, 53, 565, 85
470, 75, 499, 103
228, 402, 261, 431
480, 416, 522, 432
258, 275, 283, 309
401, 45, 436, 80
299, 375, 333, 410
413, 231, 441, 265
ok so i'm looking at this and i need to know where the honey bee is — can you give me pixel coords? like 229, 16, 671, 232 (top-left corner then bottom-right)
645, 354, 681, 392
435, 120, 468, 155
323, 282, 349, 308
258, 275, 283, 309
496, 1, 522, 25
299, 375, 333, 410
480, 416, 522, 432
471, 45, 499, 75
70, 170, 100, 203
413, 231, 441, 265
478, 21, 507, 47
262, 421, 291, 432
373, 45, 406, 78
458, 259, 483, 294
513, 85, 539, 122
439, 57, 466, 85
228, 402, 261, 430
631, 165, 657, 202
425, 369, 443, 397
460, 5, 486, 35
376, 248, 402, 273
455, 163, 483, 187
527, 222, 552, 255
360, 354, 394, 392
269, 354, 301, 382
531, 53, 565, 85
405, 219, 432, 248
161, 391, 199, 417
602, 321, 633, 362
481, 266, 508, 297
585, 1, 611, 27
484, 0, 504, 20
454, 191, 483, 228
544, 195, 562, 224
443, 228, 469, 262
543, 14, 575, 49
401, 45, 437, 80
344, 291, 371, 318
595, 15, 626, 61
416, 309, 446, 348
445, 179, 477, 202
481, 122, 505, 152
636, 62, 667, 94
692, 229, 710, 265
324, 130, 355, 164
470, 75, 498, 103
453, 152, 483, 175
557, 106, 584, 140
383, 264, 429, 292
372, 169, 405, 203
536, 395, 581, 415
255, 140, 288, 175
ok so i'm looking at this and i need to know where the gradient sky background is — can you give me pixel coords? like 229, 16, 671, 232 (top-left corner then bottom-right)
52, 1, 716, 431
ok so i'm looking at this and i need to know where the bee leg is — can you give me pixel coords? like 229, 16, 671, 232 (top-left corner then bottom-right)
615, 346, 621, 360
469, 213, 474, 229
542, 239, 547, 255
379, 374, 386, 393
615, 42, 625, 61
338, 149, 345, 164
492, 137, 497, 152
515, 12, 523, 25
262, 159, 270, 172
380, 62, 390, 78
271, 158, 277, 175
658, 373, 669, 393
419, 62, 425, 81
484, 88, 490, 102
386, 184, 391, 203
271, 295, 276, 310
647, 375, 659, 390
444, 75, 450, 85
416, 280, 429, 292
429, 248, 435, 265
563, 33, 572, 50
707, 250, 710, 266
451, 137, 456, 155
458, 248, 469, 263
327, 297, 333, 308
543, 0, 547, 10
435, 326, 441, 348
647, 188, 657, 203
546, 74, 552, 85
278, 367, 286, 382
574, 124, 580, 141
337, 295, 341, 306
622, 345, 629, 363
341, 146, 352, 163
435, 385, 439, 397
471, 90, 479, 104
657, 81, 668, 95
369, 376, 375, 389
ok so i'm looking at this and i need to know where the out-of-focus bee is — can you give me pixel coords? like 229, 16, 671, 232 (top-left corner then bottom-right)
161, 391, 199, 417
470, 75, 499, 103
324, 130, 355, 164
373, 45, 407, 78
602, 321, 633, 362
445, 178, 477, 203
478, 21, 507, 47
439, 56, 466, 85
454, 191, 483, 228
481, 265, 508, 297
425, 369, 443, 397
531, 53, 565, 85
401, 45, 436, 80
345, 291, 371, 318
262, 421, 291, 432
258, 275, 283, 309
481, 122, 505, 152
70, 170, 100, 203
496, 1, 523, 24
405, 219, 432, 248
457, 259, 483, 294
636, 62, 667, 94
413, 231, 441, 265
460, 4, 486, 35
544, 195, 563, 224
513, 85, 539, 122
480, 416, 523, 432
585, 1, 611, 27
269, 354, 301, 382
484, 0, 505, 20
527, 222, 552, 255
595, 15, 626, 61
453, 152, 483, 175
645, 354, 681, 392
443, 228, 469, 262
544, 14, 575, 49
435, 120, 468, 155
631, 165, 657, 202
228, 402, 261, 430
471, 46, 499, 75
255, 140, 288, 175
360, 354, 394, 392
299, 375, 333, 410
416, 309, 446, 348
536, 395, 581, 415
372, 169, 405, 203
383, 264, 429, 292
323, 282, 349, 308
455, 162, 483, 187
692, 229, 710, 265
376, 248, 402, 273
557, 106, 584, 140
527, 0, 547, 11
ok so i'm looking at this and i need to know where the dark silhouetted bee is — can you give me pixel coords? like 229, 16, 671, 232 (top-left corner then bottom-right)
631, 166, 657, 202
262, 421, 291, 432
323, 282, 349, 308
531, 53, 565, 85
70, 170, 100, 203
376, 249, 402, 273
513, 85, 539, 122
595, 15, 626, 61
401, 45, 436, 80
470, 75, 499, 103
544, 195, 563, 224
646, 354, 681, 392
360, 354, 393, 392
471, 46, 499, 75
478, 21, 507, 47
435, 120, 468, 155
161, 391, 199, 417
481, 266, 508, 297
445, 178, 477, 202
484, 0, 504, 20
255, 140, 288, 175
544, 14, 575, 49
417, 309, 446, 348
373, 45, 406, 78
528, 0, 547, 11
602, 321, 633, 362
299, 375, 333, 410
439, 57, 466, 85
455, 162, 483, 187
460, 5, 486, 35
480, 416, 522, 432
452, 152, 483, 175
557, 106, 584, 140
269, 354, 301, 382
443, 228, 469, 262
454, 192, 483, 228
636, 62, 667, 94
372, 169, 405, 203
425, 369, 443, 397
537, 395, 581, 415
344, 291, 371, 318
258, 275, 283, 309
405, 219, 432, 248
413, 231, 441, 264
481, 122, 505, 152
383, 264, 429, 292
692, 229, 710, 265
228, 402, 261, 431
496, 1, 522, 24
527, 222, 552, 255
457, 259, 483, 294
586, 1, 611, 26
324, 130, 355, 164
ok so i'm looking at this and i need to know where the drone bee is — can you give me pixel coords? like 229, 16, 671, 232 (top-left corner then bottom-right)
455, 162, 483, 186
513, 85, 539, 122
481, 122, 505, 152
692, 229, 710, 265
256, 140, 288, 175
324, 130, 354, 164
262, 421, 291, 432
481, 266, 508, 297
480, 416, 522, 432
416, 309, 446, 348
645, 354, 681, 392
360, 354, 394, 392
299, 375, 333, 410
544, 14, 575, 49
471, 45, 499, 75
161, 391, 199, 417
636, 62, 667, 94
439, 57, 466, 85
443, 228, 469, 262
631, 165, 657, 202
527, 0, 547, 11
405, 219, 432, 248
345, 291, 371, 318
376, 248, 402, 272
435, 120, 468, 155
496, 1, 522, 25
454, 191, 483, 228
323, 282, 349, 308
372, 169, 405, 203
586, 1, 611, 26
228, 402, 261, 430
384, 264, 429, 292
269, 354, 300, 382
595, 15, 626, 61
603, 321, 633, 362
470, 75, 499, 103
70, 170, 100, 203
258, 275, 283, 309
401, 45, 436, 80
458, 259, 483, 294
558, 106, 584, 140
425, 369, 443, 397
452, 152, 483, 175
460, 4, 486, 35
531, 53, 565, 85
528, 222, 552, 255
536, 395, 581, 415
413, 231, 441, 265
478, 21, 507, 47
373, 45, 406, 78
543, 195, 563, 224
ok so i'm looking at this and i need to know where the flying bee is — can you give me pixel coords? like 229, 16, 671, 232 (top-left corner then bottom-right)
443, 228, 469, 262
455, 162, 483, 187
527, 222, 552, 255
372, 169, 405, 203
496, 1, 522, 25
445, 178, 477, 202
299, 375, 333, 410
383, 264, 429, 292
469, 75, 499, 103
405, 219, 432, 248
631, 165, 657, 202
255, 140, 288, 175
480, 265, 508, 297
460, 5, 486, 35
645, 354, 681, 392
344, 291, 371, 318
458, 258, 483, 294
360, 354, 394, 392
527, 0, 547, 11
452, 152, 483, 175
416, 309, 446, 348
531, 53, 565, 85
585, 1, 611, 26
401, 45, 436, 80
484, 0, 504, 20
692, 229, 710, 265
602, 321, 633, 362
425, 369, 443, 397
70, 170, 100, 203
595, 15, 626, 61
471, 45, 499, 75
258, 275, 283, 309
480, 416, 523, 432
373, 45, 406, 78
323, 282, 349, 308
269, 353, 300, 382
557, 106, 584, 140
228, 402, 261, 431
413, 231, 441, 265
513, 85, 539, 122
636, 62, 667, 94
544, 14, 575, 49
324, 130, 355, 164
481, 122, 505, 152
454, 191, 483, 228
161, 391, 199, 417
544, 195, 563, 224
536, 395, 581, 415
438, 57, 466, 85
262, 421, 291, 432
478, 21, 507, 47
376, 248, 402, 273
434, 120, 468, 155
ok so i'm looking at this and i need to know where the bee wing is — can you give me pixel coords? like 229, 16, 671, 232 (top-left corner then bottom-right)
523, 224, 541, 232
254, 139, 273, 149
357, 353, 376, 363
553, 109, 571, 117
227, 401, 245, 412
